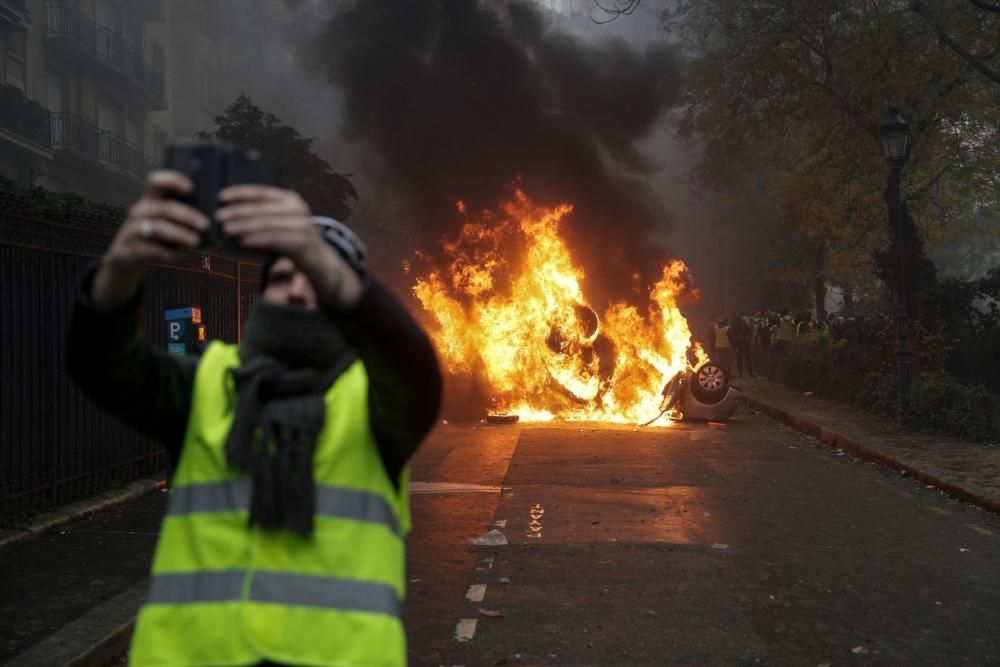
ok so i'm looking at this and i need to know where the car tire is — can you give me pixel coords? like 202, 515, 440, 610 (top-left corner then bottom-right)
690, 361, 729, 405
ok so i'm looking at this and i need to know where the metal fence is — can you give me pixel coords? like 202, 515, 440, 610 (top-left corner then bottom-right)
0, 209, 262, 524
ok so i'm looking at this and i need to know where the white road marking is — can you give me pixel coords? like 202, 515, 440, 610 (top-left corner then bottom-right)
454, 619, 478, 642
527, 503, 544, 539
466, 584, 487, 602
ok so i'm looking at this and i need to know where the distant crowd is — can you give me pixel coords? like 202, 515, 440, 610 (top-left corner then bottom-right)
705, 310, 875, 379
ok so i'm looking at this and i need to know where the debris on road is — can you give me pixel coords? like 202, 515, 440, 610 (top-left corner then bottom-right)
472, 529, 509, 546
851, 646, 869, 655
478, 608, 504, 618
487, 414, 520, 425
711, 543, 730, 550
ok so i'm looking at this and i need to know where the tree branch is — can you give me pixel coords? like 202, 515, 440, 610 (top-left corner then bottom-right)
911, 0, 1000, 85
969, 0, 1000, 13
591, 0, 641, 24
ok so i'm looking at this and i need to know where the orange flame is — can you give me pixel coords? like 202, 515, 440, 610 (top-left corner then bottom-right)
413, 189, 702, 425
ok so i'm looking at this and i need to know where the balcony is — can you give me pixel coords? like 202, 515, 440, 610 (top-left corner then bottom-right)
44, 1, 166, 111
0, 0, 29, 27
50, 113, 156, 183
0, 84, 53, 156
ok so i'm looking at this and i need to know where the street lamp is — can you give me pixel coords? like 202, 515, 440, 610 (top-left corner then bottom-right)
880, 107, 912, 423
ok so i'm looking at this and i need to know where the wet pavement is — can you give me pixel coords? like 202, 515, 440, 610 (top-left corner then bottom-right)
0, 491, 165, 663
2, 406, 999, 665
419, 410, 1000, 666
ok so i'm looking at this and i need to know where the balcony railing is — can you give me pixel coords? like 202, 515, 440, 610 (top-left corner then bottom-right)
45, 1, 166, 110
0, 0, 29, 23
0, 84, 52, 148
50, 113, 156, 182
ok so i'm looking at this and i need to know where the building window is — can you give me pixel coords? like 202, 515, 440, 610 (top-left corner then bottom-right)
47, 69, 67, 112
152, 126, 167, 162
47, 69, 68, 144
5, 27, 27, 90
98, 91, 126, 167
152, 41, 165, 74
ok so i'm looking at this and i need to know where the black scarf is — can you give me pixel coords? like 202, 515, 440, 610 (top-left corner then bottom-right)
225, 300, 355, 536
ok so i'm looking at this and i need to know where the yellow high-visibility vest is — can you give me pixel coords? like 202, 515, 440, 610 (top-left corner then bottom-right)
715, 324, 731, 349
130, 341, 410, 666
776, 318, 796, 342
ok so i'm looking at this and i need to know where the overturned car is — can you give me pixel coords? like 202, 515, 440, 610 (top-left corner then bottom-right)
656, 360, 741, 423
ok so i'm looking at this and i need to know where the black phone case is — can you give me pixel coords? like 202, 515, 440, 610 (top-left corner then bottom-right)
164, 141, 276, 250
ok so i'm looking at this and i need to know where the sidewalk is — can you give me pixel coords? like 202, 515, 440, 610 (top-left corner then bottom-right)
737, 376, 1000, 514
0, 487, 165, 666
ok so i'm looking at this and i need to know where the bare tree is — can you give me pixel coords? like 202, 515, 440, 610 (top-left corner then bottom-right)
591, 0, 641, 23
911, 0, 1000, 85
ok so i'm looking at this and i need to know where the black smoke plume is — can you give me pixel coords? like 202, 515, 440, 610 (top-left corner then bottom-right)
303, 0, 682, 304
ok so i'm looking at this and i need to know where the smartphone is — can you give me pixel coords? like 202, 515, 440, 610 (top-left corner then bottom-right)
164, 139, 276, 249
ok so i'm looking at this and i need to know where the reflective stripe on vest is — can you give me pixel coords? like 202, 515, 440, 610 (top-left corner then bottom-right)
130, 341, 409, 667
147, 570, 400, 617
168, 479, 402, 536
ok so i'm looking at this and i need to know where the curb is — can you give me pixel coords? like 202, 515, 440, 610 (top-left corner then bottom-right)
0, 478, 165, 553
67, 619, 134, 667
6, 578, 148, 667
742, 395, 1000, 516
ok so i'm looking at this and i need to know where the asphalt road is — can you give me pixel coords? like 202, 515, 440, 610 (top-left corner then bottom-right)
405, 406, 1000, 666
2, 405, 998, 666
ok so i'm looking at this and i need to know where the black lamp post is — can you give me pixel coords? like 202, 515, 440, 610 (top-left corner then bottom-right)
880, 107, 912, 423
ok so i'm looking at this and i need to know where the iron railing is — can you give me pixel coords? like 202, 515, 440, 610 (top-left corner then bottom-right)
0, 84, 52, 148
0, 202, 262, 523
44, 1, 166, 110
50, 112, 156, 182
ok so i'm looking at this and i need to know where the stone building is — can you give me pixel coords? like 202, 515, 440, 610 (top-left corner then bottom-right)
0, 0, 230, 205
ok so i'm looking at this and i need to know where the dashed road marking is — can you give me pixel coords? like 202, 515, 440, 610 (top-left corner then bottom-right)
466, 584, 487, 602
454, 619, 478, 642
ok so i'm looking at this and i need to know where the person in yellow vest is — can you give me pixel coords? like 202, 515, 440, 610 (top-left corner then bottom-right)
67, 170, 442, 667
713, 316, 733, 377
773, 309, 796, 353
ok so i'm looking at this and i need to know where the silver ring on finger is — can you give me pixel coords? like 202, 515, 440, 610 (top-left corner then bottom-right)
138, 219, 154, 240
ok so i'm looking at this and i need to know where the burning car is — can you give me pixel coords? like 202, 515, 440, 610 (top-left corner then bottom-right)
413, 190, 731, 427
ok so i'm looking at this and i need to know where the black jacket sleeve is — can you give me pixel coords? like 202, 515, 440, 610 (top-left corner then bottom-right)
66, 266, 197, 463
326, 278, 442, 483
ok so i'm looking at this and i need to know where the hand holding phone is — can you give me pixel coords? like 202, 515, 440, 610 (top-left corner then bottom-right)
163, 139, 276, 249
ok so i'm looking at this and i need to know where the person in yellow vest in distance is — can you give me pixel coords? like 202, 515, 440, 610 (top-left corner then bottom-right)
772, 308, 796, 354
713, 316, 733, 377
67, 170, 442, 667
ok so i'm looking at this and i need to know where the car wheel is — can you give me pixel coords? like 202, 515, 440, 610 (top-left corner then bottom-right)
690, 361, 729, 405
